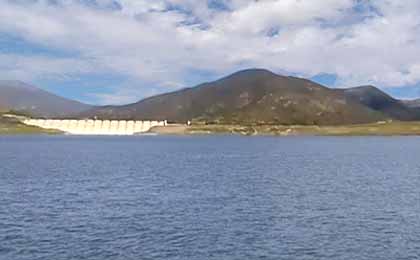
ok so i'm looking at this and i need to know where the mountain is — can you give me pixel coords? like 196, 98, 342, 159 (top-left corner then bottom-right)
402, 98, 420, 109
0, 80, 92, 117
81, 69, 386, 125
339, 86, 420, 121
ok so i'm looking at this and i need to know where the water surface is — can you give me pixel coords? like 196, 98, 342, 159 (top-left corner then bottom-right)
1, 136, 420, 260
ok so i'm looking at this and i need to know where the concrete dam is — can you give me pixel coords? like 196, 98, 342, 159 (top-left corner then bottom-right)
23, 119, 167, 135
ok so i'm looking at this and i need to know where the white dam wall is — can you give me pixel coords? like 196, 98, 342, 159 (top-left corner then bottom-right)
23, 119, 167, 135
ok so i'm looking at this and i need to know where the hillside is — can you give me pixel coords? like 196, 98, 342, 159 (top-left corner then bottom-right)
0, 113, 58, 134
81, 69, 385, 125
402, 98, 420, 109
0, 80, 92, 117
339, 86, 420, 121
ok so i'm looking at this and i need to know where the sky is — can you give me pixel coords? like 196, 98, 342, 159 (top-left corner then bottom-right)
2, 0, 420, 105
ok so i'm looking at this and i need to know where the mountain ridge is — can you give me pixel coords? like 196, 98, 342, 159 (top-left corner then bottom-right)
80, 69, 386, 125
4, 69, 420, 125
402, 98, 420, 109
338, 85, 420, 121
0, 80, 93, 117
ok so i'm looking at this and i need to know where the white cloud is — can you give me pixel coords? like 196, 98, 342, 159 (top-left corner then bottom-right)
0, 53, 100, 81
1, 0, 420, 103
220, 0, 354, 34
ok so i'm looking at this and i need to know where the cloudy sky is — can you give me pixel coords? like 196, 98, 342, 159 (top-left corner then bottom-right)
1, 0, 420, 104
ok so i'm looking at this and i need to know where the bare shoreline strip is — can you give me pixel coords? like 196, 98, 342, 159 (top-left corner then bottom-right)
150, 122, 420, 136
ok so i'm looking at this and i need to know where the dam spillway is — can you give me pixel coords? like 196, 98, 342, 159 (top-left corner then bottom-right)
23, 119, 167, 135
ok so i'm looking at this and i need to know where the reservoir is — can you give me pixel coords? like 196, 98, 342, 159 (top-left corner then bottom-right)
1, 136, 419, 259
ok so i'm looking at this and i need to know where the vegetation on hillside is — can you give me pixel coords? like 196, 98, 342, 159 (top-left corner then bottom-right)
151, 121, 420, 136
0, 112, 58, 135
81, 69, 386, 125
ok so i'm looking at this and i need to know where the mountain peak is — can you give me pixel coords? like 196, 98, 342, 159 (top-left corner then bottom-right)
232, 68, 277, 75
344, 85, 395, 101
345, 85, 380, 92
218, 68, 280, 82
81, 69, 385, 125
0, 81, 92, 117
231, 68, 279, 76
0, 80, 38, 91
341, 85, 420, 120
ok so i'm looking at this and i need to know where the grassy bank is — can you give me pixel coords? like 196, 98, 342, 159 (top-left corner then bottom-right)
0, 114, 59, 135
151, 121, 420, 136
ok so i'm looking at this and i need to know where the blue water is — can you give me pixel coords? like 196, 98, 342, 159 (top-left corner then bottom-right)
0, 136, 420, 260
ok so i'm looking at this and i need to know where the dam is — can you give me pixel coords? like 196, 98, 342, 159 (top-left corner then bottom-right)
23, 119, 167, 135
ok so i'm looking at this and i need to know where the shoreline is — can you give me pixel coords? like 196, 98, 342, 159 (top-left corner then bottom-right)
4, 115, 420, 136
150, 122, 420, 136
0, 115, 60, 135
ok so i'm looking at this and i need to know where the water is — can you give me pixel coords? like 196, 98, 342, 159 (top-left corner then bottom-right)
1, 136, 420, 260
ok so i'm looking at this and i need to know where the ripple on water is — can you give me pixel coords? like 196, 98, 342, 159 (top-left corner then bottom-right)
0, 136, 420, 260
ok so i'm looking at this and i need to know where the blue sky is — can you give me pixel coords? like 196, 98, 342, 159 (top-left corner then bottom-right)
2, 0, 420, 105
